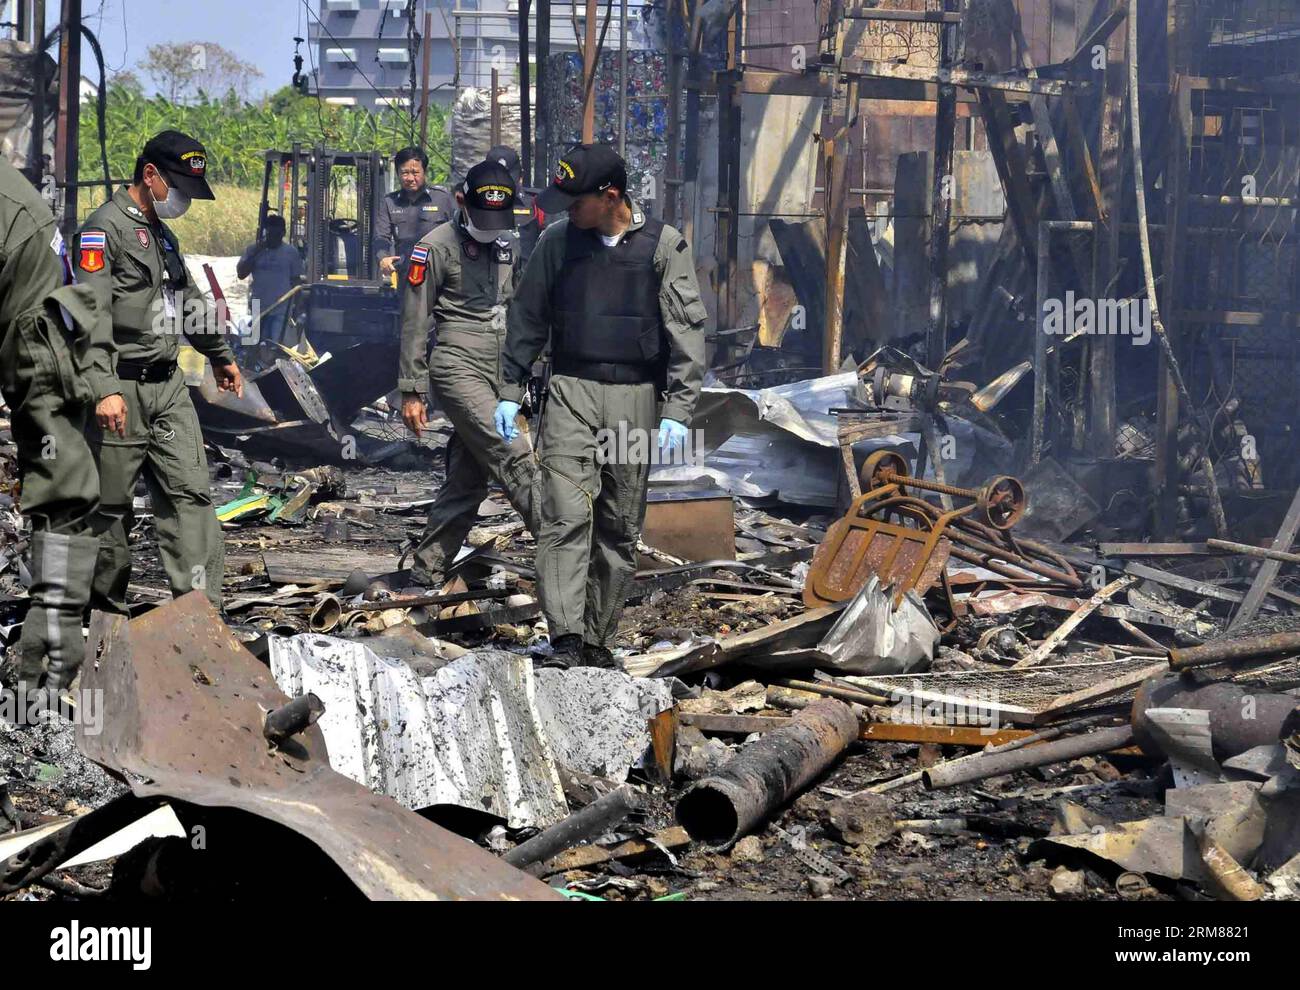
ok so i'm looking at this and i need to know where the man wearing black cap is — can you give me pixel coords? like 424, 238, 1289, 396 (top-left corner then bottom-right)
496, 143, 706, 668
397, 158, 537, 587
487, 144, 546, 264
75, 129, 243, 613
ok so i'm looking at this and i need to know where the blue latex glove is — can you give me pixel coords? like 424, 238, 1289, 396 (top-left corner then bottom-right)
657, 417, 688, 452
494, 400, 521, 442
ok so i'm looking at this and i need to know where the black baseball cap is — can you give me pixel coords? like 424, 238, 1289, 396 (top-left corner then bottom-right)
142, 130, 215, 200
461, 160, 518, 232
537, 143, 627, 213
487, 145, 521, 183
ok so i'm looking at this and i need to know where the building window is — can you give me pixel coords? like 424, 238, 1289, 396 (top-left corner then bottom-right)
380, 0, 406, 14
325, 96, 358, 106
324, 0, 360, 12
325, 47, 358, 64
378, 48, 411, 65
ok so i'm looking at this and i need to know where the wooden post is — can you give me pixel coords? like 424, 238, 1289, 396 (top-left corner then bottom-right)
581, 0, 598, 143
519, 0, 531, 179
1155, 77, 1190, 537
534, 0, 550, 186
823, 78, 858, 374
490, 67, 501, 147
664, 0, 682, 224
54, 0, 80, 236
1089, 6, 1127, 456
714, 6, 742, 333
419, 11, 433, 150
925, 0, 959, 369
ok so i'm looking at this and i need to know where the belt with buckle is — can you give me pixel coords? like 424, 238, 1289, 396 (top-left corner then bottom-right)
116, 360, 178, 384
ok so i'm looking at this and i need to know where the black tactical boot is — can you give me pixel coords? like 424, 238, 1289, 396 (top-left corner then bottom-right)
15, 531, 98, 698
580, 642, 619, 669
538, 633, 583, 669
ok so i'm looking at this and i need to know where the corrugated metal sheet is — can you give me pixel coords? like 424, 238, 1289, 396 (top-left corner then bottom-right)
269, 635, 675, 828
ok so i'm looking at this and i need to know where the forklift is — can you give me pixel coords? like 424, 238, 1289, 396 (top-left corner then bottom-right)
250, 144, 404, 417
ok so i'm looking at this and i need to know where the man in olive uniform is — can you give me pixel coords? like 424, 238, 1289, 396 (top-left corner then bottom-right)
496, 144, 706, 668
0, 157, 102, 700
375, 146, 455, 278
398, 159, 538, 587
487, 145, 545, 264
76, 130, 244, 613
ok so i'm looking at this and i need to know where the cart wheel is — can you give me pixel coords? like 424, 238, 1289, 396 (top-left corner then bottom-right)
860, 450, 909, 491
978, 475, 1027, 530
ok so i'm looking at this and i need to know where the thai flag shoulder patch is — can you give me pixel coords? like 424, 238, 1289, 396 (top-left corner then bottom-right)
410, 245, 430, 265
78, 230, 107, 273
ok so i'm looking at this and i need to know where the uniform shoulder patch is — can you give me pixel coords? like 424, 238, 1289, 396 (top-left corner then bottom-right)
77, 230, 107, 272
407, 244, 429, 286
134, 227, 150, 249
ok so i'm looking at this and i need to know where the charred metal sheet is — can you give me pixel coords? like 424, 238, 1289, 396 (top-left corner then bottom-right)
76, 594, 559, 901
640, 490, 736, 567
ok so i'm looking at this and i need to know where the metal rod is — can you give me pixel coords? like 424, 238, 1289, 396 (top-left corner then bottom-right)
922, 724, 1134, 790
1207, 538, 1300, 566
843, 7, 960, 22
1169, 631, 1300, 671
503, 786, 641, 867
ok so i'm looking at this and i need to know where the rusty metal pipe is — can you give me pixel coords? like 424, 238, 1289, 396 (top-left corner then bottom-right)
263, 693, 325, 746
675, 699, 859, 847
922, 724, 1134, 790
504, 786, 642, 868
1169, 632, 1300, 671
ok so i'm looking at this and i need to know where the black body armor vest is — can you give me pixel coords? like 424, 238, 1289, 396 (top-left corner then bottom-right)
551, 217, 665, 383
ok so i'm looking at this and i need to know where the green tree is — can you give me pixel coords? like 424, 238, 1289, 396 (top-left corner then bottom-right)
140, 42, 264, 103
78, 85, 452, 192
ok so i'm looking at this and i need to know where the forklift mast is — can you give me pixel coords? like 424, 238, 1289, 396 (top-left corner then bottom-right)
257, 145, 388, 284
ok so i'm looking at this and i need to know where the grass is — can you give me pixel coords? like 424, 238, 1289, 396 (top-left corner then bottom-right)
77, 183, 264, 257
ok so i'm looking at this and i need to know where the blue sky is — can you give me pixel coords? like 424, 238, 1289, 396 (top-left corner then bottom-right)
67, 0, 306, 99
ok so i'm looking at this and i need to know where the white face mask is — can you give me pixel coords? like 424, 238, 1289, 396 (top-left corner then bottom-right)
152, 178, 191, 220
463, 214, 502, 244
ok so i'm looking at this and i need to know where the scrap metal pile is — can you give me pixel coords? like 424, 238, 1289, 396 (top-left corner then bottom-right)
4, 353, 1300, 902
